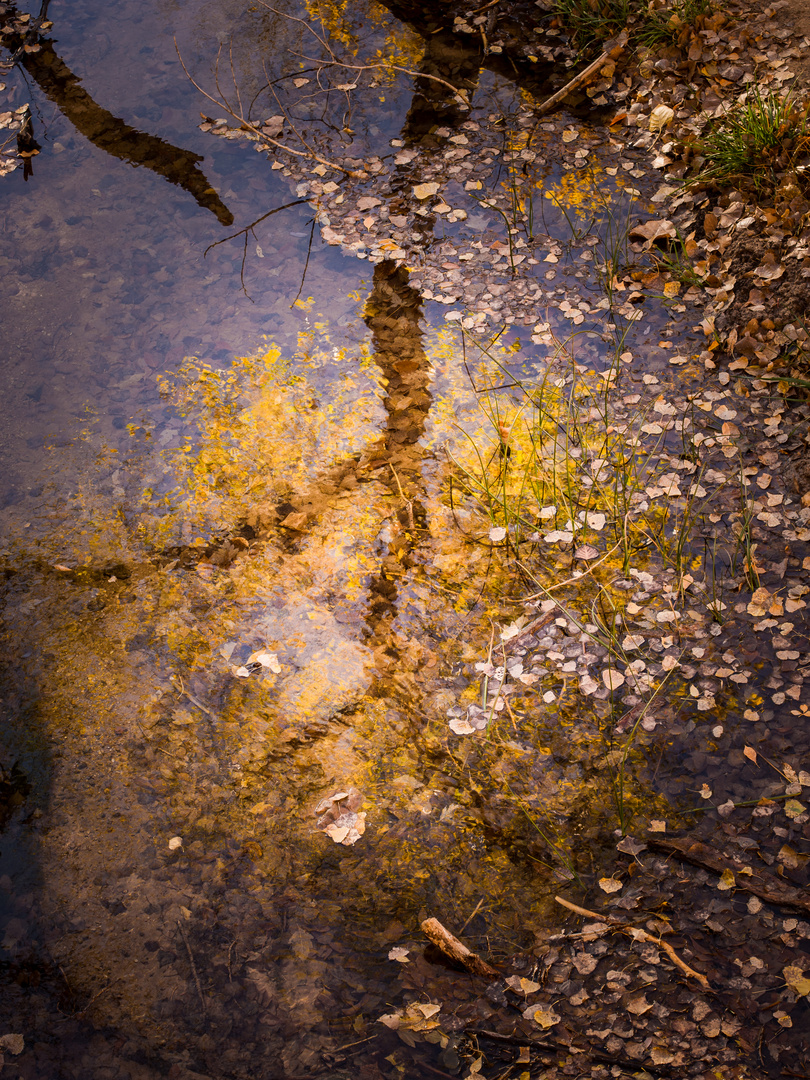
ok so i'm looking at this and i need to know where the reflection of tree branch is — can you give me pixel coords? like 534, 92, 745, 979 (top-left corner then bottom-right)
203, 197, 308, 298
0, 3, 233, 224
176, 42, 366, 179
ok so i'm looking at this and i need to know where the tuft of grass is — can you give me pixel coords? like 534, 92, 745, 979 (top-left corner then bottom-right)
552, 0, 632, 54
687, 86, 810, 195
636, 0, 714, 48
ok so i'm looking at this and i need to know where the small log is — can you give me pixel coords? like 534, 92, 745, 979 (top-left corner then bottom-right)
647, 834, 810, 916
536, 31, 627, 118
421, 917, 500, 978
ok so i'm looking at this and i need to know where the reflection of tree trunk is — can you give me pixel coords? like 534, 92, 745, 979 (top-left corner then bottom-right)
379, 0, 555, 99
362, 260, 431, 639
0, 5, 233, 225
400, 29, 482, 146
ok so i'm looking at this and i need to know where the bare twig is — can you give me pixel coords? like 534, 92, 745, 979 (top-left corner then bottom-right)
175, 41, 365, 177
291, 215, 316, 307
554, 895, 711, 990
177, 918, 208, 1020
536, 31, 627, 118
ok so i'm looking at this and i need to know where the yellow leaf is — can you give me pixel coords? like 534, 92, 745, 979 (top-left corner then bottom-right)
413, 182, 440, 199
784, 965, 810, 997
717, 868, 735, 891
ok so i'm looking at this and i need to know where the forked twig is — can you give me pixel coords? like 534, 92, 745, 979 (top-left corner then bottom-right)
554, 895, 711, 989
175, 40, 365, 177
536, 31, 627, 118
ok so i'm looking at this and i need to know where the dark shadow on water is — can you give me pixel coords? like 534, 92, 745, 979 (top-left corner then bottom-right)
1, 0, 233, 223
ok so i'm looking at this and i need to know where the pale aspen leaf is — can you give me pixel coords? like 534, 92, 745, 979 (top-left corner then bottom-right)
501, 619, 526, 641
629, 219, 676, 244
506, 975, 541, 994
754, 262, 785, 280
249, 650, 281, 673
700, 784, 712, 799
748, 896, 763, 914
602, 669, 625, 690
489, 526, 507, 542
449, 717, 476, 735
702, 1017, 721, 1038
220, 641, 237, 660
598, 876, 622, 893
585, 511, 606, 530
649, 104, 674, 131
388, 947, 411, 963
357, 196, 380, 209
544, 529, 574, 543
379, 1012, 401, 1029
661, 654, 680, 671
616, 835, 646, 855
293, 77, 310, 87
325, 824, 350, 844
622, 634, 645, 650
0, 1034, 23, 1055
579, 674, 598, 695
561, 128, 579, 143
743, 746, 758, 764
717, 799, 735, 817
413, 182, 440, 199
650, 1047, 674, 1065
649, 819, 666, 832
168, 836, 183, 850
574, 544, 599, 560
627, 994, 653, 1014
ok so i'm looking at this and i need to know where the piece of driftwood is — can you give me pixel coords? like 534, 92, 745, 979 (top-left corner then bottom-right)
536, 30, 627, 118
554, 896, 711, 990
647, 834, 810, 915
421, 917, 500, 978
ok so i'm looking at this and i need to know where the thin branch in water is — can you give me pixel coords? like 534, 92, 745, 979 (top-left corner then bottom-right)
203, 199, 308, 258
291, 216, 316, 308
175, 39, 365, 177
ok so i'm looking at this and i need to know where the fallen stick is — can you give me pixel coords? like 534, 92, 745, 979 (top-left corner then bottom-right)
468, 1028, 675, 1076
421, 917, 500, 979
647, 834, 810, 915
554, 896, 711, 990
536, 31, 627, 118
177, 919, 207, 1020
